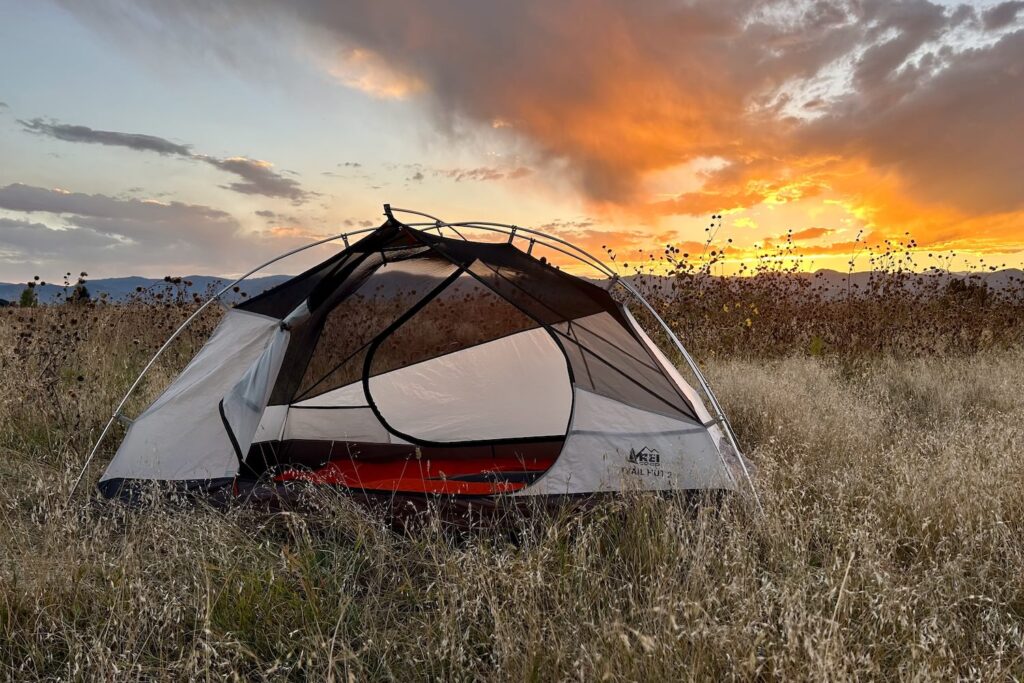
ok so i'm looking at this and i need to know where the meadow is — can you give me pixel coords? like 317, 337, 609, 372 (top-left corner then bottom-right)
1, 246, 1023, 680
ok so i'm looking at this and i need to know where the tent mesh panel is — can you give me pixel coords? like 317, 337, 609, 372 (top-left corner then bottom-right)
559, 314, 697, 421
291, 255, 460, 402
367, 271, 541, 379
260, 222, 699, 423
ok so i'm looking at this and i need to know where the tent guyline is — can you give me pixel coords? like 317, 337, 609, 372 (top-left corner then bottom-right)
70, 205, 760, 510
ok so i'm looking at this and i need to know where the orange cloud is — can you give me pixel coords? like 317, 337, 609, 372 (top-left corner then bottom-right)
326, 48, 424, 100
62, 1, 1024, 267
789, 227, 833, 241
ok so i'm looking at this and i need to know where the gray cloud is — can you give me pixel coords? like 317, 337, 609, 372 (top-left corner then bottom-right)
0, 101, 9, 110
799, 29, 1024, 213
0, 183, 335, 279
983, 1, 1024, 30
851, 1, 950, 96
18, 117, 309, 202
0, 183, 238, 248
20, 118, 192, 156
199, 155, 308, 201
437, 166, 532, 182
254, 208, 301, 224
0, 217, 122, 260
539, 218, 597, 231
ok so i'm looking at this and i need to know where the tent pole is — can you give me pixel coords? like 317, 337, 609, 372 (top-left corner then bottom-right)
393, 214, 616, 277
67, 228, 375, 504
615, 279, 763, 512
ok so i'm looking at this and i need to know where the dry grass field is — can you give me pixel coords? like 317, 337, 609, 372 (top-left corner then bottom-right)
2, 264, 1023, 680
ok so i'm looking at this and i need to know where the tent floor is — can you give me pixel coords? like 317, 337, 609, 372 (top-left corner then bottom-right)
245, 438, 564, 496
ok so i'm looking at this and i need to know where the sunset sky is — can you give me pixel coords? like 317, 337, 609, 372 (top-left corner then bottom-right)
1, 0, 1022, 282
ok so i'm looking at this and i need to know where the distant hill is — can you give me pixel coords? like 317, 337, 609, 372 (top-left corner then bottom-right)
0, 271, 490, 305
0, 275, 293, 305
2, 268, 1021, 305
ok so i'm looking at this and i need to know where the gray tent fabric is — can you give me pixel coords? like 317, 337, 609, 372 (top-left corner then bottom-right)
101, 309, 281, 483
516, 388, 734, 495
220, 325, 290, 464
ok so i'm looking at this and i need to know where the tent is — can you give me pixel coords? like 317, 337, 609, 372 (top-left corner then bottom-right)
85, 207, 755, 508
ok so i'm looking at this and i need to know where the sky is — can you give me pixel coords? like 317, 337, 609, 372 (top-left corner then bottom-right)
0, 0, 1022, 282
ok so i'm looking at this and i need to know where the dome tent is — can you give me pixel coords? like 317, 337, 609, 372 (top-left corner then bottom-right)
82, 206, 756, 509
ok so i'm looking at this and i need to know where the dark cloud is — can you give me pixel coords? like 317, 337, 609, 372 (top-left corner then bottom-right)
983, 1, 1024, 30
800, 30, 1024, 213
0, 101, 9, 110
255, 209, 276, 218
20, 118, 192, 156
409, 171, 424, 182
50, 0, 1024, 231
0, 217, 121, 258
198, 155, 309, 201
851, 0, 949, 96
0, 183, 238, 248
18, 116, 309, 202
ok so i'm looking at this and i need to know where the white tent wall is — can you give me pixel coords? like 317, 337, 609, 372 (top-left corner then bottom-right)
283, 407, 391, 443
518, 388, 735, 495
367, 326, 572, 442
220, 325, 290, 460
292, 382, 366, 408
252, 405, 288, 443
100, 309, 282, 483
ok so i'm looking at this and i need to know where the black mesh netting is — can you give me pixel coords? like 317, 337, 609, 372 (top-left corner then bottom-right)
258, 222, 698, 425
290, 255, 460, 402
366, 271, 542, 379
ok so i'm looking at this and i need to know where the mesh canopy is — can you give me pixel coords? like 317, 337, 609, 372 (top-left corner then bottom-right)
249, 219, 696, 440
367, 271, 541, 379
555, 313, 697, 422
256, 220, 700, 425
293, 255, 460, 402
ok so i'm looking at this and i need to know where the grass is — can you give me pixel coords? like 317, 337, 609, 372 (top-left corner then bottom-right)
2, 277, 1023, 679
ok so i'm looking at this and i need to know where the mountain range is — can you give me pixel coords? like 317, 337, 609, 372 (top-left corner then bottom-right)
0, 275, 293, 305
1, 268, 1021, 305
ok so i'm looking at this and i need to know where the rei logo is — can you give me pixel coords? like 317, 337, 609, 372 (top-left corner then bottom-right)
627, 446, 661, 466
